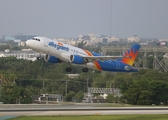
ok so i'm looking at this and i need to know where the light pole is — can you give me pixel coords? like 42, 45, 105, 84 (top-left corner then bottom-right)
84, 82, 85, 93
0, 79, 1, 97
86, 78, 89, 93
66, 80, 67, 96
43, 80, 44, 89
83, 78, 89, 93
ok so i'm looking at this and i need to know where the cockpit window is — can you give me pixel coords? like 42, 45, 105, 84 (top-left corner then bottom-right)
32, 38, 40, 41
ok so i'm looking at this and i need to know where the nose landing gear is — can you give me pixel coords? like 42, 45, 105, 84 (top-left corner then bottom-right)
37, 56, 41, 60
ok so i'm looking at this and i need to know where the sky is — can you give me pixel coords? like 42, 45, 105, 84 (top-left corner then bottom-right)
0, 0, 168, 38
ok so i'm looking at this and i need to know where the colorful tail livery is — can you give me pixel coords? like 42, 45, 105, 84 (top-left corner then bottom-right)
119, 44, 140, 66
26, 36, 141, 73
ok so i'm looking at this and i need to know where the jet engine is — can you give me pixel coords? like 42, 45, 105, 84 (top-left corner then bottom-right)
70, 55, 85, 64
44, 54, 61, 63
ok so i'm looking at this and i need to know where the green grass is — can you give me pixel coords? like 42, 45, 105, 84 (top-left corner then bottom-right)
8, 115, 168, 120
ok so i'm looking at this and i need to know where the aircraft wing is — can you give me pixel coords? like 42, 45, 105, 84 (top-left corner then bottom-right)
82, 55, 128, 61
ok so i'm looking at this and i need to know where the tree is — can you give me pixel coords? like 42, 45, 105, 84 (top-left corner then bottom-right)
0, 72, 18, 104
75, 91, 84, 102
105, 94, 115, 103
0, 72, 33, 104
123, 78, 168, 105
65, 91, 76, 102
123, 79, 153, 105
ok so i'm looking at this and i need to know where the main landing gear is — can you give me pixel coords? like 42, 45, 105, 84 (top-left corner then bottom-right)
65, 67, 89, 73
66, 67, 72, 72
82, 67, 89, 72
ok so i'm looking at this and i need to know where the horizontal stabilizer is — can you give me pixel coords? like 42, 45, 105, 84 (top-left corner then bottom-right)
125, 66, 138, 70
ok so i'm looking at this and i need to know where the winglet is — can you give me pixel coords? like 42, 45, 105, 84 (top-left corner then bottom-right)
118, 44, 140, 66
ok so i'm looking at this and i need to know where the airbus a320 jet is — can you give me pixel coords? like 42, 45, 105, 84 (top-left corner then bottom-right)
26, 37, 140, 73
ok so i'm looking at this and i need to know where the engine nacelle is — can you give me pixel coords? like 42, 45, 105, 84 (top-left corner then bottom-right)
70, 55, 85, 64
44, 54, 61, 63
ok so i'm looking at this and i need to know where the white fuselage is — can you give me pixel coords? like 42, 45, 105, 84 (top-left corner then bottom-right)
26, 37, 95, 68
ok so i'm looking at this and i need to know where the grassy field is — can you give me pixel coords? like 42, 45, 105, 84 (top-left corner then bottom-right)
9, 115, 168, 120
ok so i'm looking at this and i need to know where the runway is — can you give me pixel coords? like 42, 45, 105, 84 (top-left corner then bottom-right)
0, 104, 168, 119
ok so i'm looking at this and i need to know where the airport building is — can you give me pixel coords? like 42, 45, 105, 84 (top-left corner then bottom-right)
53, 38, 77, 46
77, 33, 129, 44
2, 34, 37, 41
108, 36, 120, 43
127, 36, 140, 43
0, 49, 40, 61
159, 38, 168, 42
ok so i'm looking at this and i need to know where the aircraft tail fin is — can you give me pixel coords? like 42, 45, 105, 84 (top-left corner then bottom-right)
117, 44, 140, 66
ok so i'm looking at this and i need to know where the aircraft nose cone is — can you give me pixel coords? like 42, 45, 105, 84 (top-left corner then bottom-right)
26, 40, 30, 46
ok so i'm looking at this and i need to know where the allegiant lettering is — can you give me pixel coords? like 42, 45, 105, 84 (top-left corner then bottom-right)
48, 41, 69, 51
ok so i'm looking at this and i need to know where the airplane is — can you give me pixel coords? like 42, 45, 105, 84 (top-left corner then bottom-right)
26, 37, 140, 73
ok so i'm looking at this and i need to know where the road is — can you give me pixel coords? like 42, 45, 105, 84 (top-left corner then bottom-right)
0, 104, 168, 119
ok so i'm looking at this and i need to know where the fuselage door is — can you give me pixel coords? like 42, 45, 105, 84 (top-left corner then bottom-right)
116, 61, 120, 69
44, 38, 48, 47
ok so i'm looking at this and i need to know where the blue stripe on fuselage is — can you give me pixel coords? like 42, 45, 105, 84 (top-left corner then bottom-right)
96, 60, 138, 72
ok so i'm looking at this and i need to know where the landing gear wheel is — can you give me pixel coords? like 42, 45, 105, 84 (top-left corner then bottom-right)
66, 67, 72, 72
82, 67, 89, 72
